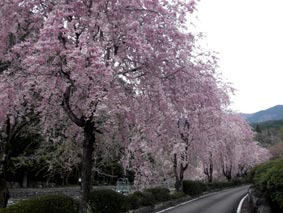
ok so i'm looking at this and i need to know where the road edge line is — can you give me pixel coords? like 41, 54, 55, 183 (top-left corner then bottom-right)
236, 193, 248, 213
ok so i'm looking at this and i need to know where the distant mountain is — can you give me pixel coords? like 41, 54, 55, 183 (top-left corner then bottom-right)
245, 105, 283, 123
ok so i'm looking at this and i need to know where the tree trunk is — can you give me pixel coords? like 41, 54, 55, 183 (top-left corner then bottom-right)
0, 178, 9, 208
0, 154, 9, 208
62, 86, 96, 212
208, 169, 213, 183
208, 156, 213, 183
204, 164, 213, 183
22, 171, 28, 188
204, 167, 212, 183
173, 154, 187, 192
179, 164, 185, 192
222, 163, 232, 181
173, 154, 181, 192
175, 180, 183, 192
80, 121, 95, 213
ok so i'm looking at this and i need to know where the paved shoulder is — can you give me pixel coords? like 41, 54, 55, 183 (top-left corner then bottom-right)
158, 185, 250, 213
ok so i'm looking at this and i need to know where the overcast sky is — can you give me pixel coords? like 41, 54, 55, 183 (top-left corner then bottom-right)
193, 0, 283, 113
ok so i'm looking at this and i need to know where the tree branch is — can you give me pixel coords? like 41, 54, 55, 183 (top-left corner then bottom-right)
118, 66, 143, 75
124, 6, 159, 15
62, 86, 85, 127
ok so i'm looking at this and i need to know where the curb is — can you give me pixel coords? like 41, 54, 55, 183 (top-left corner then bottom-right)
237, 194, 249, 213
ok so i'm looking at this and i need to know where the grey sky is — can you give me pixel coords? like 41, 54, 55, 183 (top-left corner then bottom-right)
193, 0, 283, 113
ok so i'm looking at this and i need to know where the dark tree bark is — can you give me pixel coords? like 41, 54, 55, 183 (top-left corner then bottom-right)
0, 178, 9, 208
204, 152, 213, 183
208, 163, 213, 182
63, 86, 97, 213
80, 121, 95, 213
204, 167, 213, 183
0, 136, 9, 208
174, 153, 188, 192
222, 163, 232, 181
22, 172, 28, 188
0, 150, 9, 208
174, 153, 181, 192
174, 118, 190, 192
174, 154, 180, 191
0, 116, 12, 208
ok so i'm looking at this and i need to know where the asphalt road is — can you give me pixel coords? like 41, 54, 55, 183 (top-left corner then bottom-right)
157, 185, 250, 213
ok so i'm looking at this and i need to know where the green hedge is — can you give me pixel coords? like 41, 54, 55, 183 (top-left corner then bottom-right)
143, 187, 171, 202
129, 191, 155, 207
126, 192, 142, 210
183, 179, 243, 197
250, 158, 283, 211
170, 192, 186, 200
126, 187, 171, 210
183, 180, 207, 196
126, 187, 172, 210
0, 195, 79, 213
88, 189, 129, 213
206, 181, 239, 190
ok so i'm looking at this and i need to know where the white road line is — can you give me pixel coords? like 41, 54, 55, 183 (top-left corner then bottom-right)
236, 194, 248, 213
155, 192, 217, 213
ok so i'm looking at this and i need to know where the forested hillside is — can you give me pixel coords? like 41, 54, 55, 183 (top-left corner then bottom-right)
252, 119, 283, 158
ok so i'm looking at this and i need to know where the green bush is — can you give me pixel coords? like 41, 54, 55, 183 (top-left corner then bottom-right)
143, 187, 171, 202
127, 191, 155, 209
128, 190, 156, 207
207, 182, 222, 190
0, 195, 79, 213
249, 158, 283, 211
207, 181, 236, 190
137, 191, 155, 206
183, 180, 207, 196
126, 193, 141, 210
88, 189, 129, 213
127, 187, 171, 209
170, 192, 186, 200
250, 158, 282, 191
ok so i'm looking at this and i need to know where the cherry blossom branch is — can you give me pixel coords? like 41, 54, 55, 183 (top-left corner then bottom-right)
62, 85, 85, 127
118, 66, 143, 75
124, 6, 160, 15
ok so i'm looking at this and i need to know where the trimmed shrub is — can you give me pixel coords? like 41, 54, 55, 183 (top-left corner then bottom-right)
0, 195, 79, 213
136, 191, 155, 206
183, 180, 207, 196
207, 181, 235, 190
143, 187, 171, 202
126, 193, 141, 210
127, 188, 183, 210
207, 182, 222, 190
88, 189, 129, 213
127, 191, 155, 207
170, 192, 186, 200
